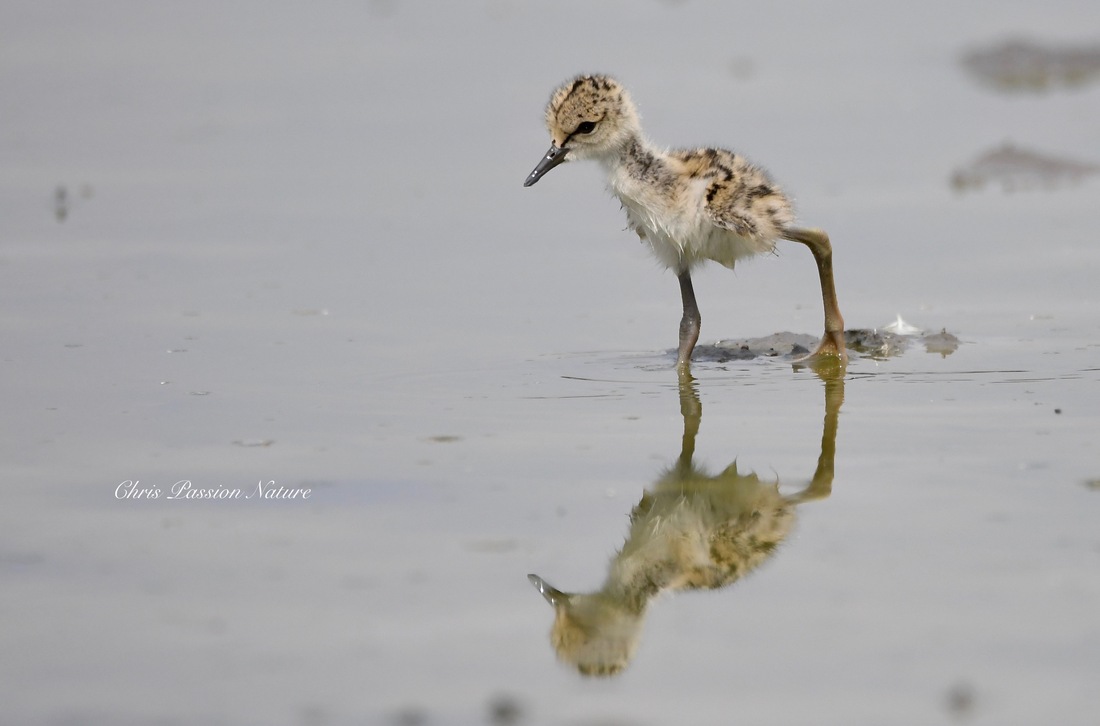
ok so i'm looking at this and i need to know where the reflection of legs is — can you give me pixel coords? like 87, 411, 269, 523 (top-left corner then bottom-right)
782, 227, 846, 362
676, 369, 701, 470
791, 373, 845, 503
677, 270, 701, 369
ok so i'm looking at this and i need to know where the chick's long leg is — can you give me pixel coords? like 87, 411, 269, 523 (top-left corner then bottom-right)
782, 227, 847, 362
677, 270, 701, 369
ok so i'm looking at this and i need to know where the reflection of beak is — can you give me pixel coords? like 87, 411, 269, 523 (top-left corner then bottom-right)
528, 574, 570, 606
523, 145, 568, 187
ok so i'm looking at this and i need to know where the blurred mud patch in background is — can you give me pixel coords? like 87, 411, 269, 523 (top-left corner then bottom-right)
961, 38, 1100, 92
951, 143, 1100, 192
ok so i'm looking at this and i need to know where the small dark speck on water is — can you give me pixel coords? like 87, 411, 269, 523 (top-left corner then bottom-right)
54, 185, 68, 222
52, 183, 92, 222
944, 680, 976, 719
488, 694, 524, 725
727, 56, 754, 80
426, 435, 462, 443
1054, 408, 1062, 414
389, 706, 427, 726
297, 704, 329, 726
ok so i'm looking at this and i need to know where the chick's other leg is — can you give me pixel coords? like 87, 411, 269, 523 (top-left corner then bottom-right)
782, 227, 847, 362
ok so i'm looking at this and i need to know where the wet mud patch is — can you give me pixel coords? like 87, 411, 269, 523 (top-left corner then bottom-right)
705, 332, 818, 361
951, 143, 1100, 192
962, 38, 1100, 92
692, 327, 960, 362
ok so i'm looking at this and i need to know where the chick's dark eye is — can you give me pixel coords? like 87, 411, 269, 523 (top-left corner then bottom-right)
576, 121, 596, 134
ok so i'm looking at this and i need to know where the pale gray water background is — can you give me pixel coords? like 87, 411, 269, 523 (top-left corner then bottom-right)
2, 2, 1099, 725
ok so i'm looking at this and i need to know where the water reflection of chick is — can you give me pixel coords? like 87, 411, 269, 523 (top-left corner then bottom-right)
529, 371, 844, 677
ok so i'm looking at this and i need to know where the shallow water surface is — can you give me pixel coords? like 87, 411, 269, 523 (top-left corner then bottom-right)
2, 2, 1099, 725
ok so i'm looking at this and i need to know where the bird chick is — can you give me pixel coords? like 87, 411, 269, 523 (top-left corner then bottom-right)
525, 74, 846, 369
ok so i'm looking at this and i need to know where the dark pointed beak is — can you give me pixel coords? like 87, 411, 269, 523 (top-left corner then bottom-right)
523, 145, 568, 187
528, 574, 570, 606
